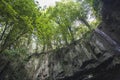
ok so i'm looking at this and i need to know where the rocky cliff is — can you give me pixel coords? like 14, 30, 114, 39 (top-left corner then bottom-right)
26, 28, 120, 80
1, 0, 120, 80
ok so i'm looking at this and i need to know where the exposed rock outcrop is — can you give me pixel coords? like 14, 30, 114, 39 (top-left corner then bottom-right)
1, 0, 120, 80
26, 28, 120, 80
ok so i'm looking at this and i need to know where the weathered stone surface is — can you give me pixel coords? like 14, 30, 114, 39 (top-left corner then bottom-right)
1, 24, 120, 80
20, 28, 116, 80
0, 54, 30, 80
1, 0, 120, 80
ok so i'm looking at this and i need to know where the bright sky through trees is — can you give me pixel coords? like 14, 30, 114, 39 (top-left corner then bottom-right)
0, 0, 98, 54
36, 0, 61, 7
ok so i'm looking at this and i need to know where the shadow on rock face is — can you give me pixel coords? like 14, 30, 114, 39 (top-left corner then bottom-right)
90, 64, 120, 80
99, 0, 120, 47
102, 0, 120, 23
0, 54, 30, 80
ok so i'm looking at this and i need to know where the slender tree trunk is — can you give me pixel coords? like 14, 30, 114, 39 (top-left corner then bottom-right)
0, 22, 8, 41
0, 30, 26, 53
68, 26, 74, 41
80, 18, 92, 30
42, 41, 46, 52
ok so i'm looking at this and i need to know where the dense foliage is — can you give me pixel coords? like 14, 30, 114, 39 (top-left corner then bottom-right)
0, 0, 99, 56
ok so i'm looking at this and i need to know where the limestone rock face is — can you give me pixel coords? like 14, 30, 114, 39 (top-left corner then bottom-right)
32, 39, 95, 80
26, 29, 120, 80
1, 0, 120, 80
